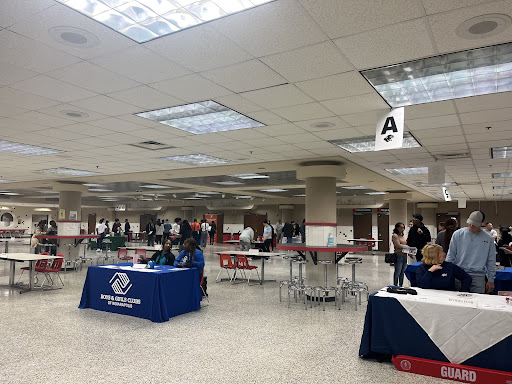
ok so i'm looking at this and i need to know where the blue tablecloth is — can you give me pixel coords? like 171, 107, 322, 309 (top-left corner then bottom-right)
79, 263, 201, 322
359, 293, 512, 372
405, 263, 512, 294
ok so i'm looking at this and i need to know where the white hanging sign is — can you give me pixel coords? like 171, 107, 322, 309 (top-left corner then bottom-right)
374, 107, 405, 151
442, 187, 452, 201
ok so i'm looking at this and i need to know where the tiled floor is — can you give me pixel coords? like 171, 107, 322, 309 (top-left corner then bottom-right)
0, 243, 454, 384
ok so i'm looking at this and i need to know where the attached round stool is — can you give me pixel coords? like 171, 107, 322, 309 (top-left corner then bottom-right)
287, 258, 309, 309
279, 255, 294, 302
311, 260, 337, 311
338, 257, 369, 311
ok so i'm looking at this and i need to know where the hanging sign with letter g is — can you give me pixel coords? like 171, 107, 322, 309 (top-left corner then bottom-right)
374, 107, 404, 151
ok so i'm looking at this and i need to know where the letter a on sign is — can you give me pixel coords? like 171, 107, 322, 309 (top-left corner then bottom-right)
374, 107, 404, 151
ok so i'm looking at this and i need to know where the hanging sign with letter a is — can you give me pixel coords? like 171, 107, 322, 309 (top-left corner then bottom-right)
375, 107, 405, 151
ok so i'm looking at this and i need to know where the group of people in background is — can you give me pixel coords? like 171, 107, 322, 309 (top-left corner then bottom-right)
30, 219, 57, 255
391, 210, 511, 295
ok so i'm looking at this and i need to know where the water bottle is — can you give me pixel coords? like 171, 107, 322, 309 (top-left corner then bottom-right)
148, 261, 155, 269
327, 233, 334, 247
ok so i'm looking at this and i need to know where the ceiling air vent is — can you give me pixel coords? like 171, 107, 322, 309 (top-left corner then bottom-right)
130, 141, 175, 151
435, 153, 470, 160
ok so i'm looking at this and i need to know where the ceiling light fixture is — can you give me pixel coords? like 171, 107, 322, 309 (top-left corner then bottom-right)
228, 173, 270, 179
84, 183, 105, 187
414, 182, 458, 187
39, 168, 99, 176
362, 41, 512, 107
385, 167, 428, 175
293, 194, 306, 197
60, 110, 89, 119
137, 101, 264, 134
261, 188, 288, 192
48, 26, 99, 48
198, 191, 221, 195
88, 188, 112, 192
56, 0, 275, 43
212, 181, 244, 186
493, 185, 512, 189
492, 172, 512, 178
235, 195, 254, 199
491, 146, 512, 158
342, 186, 367, 190
140, 184, 170, 189
365, 192, 387, 195
330, 132, 420, 153
162, 154, 230, 165
0, 140, 62, 156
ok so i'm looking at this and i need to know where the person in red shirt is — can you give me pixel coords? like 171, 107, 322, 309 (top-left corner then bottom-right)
191, 219, 201, 244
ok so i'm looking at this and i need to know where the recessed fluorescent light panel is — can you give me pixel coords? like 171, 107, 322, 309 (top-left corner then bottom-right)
0, 140, 62, 156
365, 192, 386, 195
386, 167, 428, 175
137, 101, 264, 134
212, 181, 244, 186
414, 182, 458, 187
491, 146, 512, 158
493, 185, 512, 189
492, 172, 512, 178
261, 189, 287, 192
229, 173, 269, 179
342, 186, 367, 190
362, 42, 512, 107
0, 192, 22, 196
161, 154, 230, 165
39, 168, 99, 176
140, 184, 170, 189
88, 188, 112, 192
330, 133, 420, 153
294, 194, 306, 197
198, 191, 221, 194
235, 195, 253, 199
56, 0, 275, 43
184, 197, 201, 200
84, 183, 106, 187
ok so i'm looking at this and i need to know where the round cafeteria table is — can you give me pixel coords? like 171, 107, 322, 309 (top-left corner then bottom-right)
276, 243, 367, 264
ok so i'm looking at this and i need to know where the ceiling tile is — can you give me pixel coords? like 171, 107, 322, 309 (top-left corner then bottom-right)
260, 41, 353, 82
0, 30, 81, 73
422, 0, 496, 15
252, 124, 308, 137
420, 136, 467, 146
47, 62, 140, 94
321, 93, 389, 115
456, 92, 512, 113
42, 128, 89, 141
295, 116, 351, 132
10, 111, 74, 127
312, 127, 366, 140
87, 117, 145, 133
212, 94, 265, 114
91, 45, 191, 84
271, 102, 334, 122
412, 126, 463, 138
0, 0, 54, 28
0, 103, 29, 118
404, 100, 457, 119
8, 3, 135, 60
299, 0, 423, 39
36, 103, 108, 123
59, 123, 112, 138
406, 114, 461, 130
12, 75, 97, 103
428, 1, 512, 53
71, 96, 140, 116
460, 108, 512, 125
211, 0, 328, 57
0, 87, 60, 110
341, 109, 389, 126
0, 62, 37, 86
334, 19, 436, 70
201, 59, 286, 93
219, 128, 265, 140
296, 71, 374, 101
241, 84, 314, 109
151, 74, 232, 102
245, 110, 289, 125
107, 86, 184, 110
145, 25, 253, 72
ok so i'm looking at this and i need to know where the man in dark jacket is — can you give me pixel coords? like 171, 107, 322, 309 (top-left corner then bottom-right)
283, 221, 293, 243
407, 213, 431, 262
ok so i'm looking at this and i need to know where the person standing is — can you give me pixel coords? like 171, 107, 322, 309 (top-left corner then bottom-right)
209, 220, 217, 245
300, 219, 306, 243
391, 222, 408, 287
155, 219, 163, 245
483, 222, 498, 242
95, 218, 107, 252
191, 219, 201, 244
171, 218, 182, 246
124, 219, 131, 241
239, 227, 254, 251
262, 221, 272, 252
283, 221, 293, 243
162, 218, 171, 243
46, 220, 58, 256
31, 221, 46, 254
146, 218, 156, 247
200, 219, 209, 248
436, 218, 457, 253
275, 219, 283, 244
105, 220, 110, 234
446, 210, 496, 294
407, 214, 431, 262
178, 220, 192, 250
112, 218, 121, 234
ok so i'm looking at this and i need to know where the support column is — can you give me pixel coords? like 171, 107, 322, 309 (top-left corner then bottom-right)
417, 203, 439, 237
297, 162, 346, 294
386, 193, 411, 252
279, 205, 294, 223
55, 185, 86, 262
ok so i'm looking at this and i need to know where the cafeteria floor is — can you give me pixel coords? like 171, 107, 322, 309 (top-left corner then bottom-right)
0, 243, 453, 384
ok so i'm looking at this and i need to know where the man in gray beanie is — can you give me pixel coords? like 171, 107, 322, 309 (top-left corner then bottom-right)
446, 210, 496, 293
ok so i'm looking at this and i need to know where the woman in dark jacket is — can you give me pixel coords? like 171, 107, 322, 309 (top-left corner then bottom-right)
179, 220, 192, 250
416, 244, 472, 292
149, 239, 175, 265
498, 228, 512, 267
209, 220, 216, 245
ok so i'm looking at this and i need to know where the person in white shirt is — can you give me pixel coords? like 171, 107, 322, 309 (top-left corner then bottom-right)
95, 218, 107, 252
275, 220, 283, 243
239, 227, 254, 251
483, 222, 498, 243
200, 219, 210, 248
171, 218, 182, 246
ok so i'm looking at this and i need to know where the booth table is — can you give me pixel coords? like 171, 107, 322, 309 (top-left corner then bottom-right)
214, 251, 286, 284
405, 262, 512, 294
359, 287, 512, 375
79, 263, 201, 322
0, 253, 59, 292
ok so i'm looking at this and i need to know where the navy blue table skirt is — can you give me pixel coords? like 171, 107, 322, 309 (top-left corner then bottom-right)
359, 293, 512, 372
79, 264, 201, 322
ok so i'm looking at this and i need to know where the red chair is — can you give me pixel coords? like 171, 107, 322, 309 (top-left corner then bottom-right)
215, 254, 237, 282
135, 248, 147, 260
40, 257, 64, 288
236, 255, 260, 285
16, 258, 48, 284
117, 247, 131, 262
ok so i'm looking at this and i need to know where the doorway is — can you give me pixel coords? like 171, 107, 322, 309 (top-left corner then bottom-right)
377, 213, 389, 252
88, 214, 96, 234
436, 212, 461, 231
353, 212, 372, 239
243, 213, 267, 240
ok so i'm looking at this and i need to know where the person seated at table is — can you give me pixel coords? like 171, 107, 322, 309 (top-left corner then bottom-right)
417, 244, 472, 292
147, 239, 175, 266
174, 238, 205, 274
